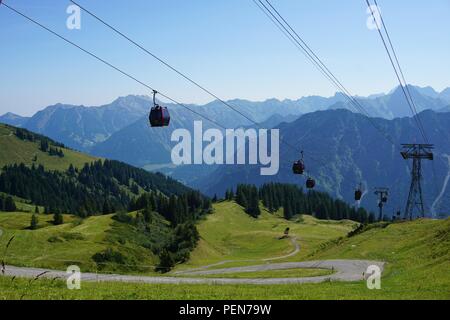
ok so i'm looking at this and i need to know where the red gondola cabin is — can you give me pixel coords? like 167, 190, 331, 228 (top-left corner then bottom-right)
292, 160, 305, 175
306, 178, 315, 189
149, 90, 170, 127
149, 105, 170, 127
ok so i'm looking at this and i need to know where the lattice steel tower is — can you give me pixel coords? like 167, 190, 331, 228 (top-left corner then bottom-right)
400, 144, 434, 220
374, 187, 389, 221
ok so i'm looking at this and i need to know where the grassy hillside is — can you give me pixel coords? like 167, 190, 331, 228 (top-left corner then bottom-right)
308, 218, 450, 295
0, 201, 352, 275
0, 123, 205, 218
176, 201, 356, 270
0, 124, 96, 171
0, 204, 448, 299
0, 211, 160, 274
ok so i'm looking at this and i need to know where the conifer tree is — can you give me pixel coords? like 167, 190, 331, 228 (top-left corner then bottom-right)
30, 214, 38, 230
53, 211, 64, 225
4, 196, 16, 212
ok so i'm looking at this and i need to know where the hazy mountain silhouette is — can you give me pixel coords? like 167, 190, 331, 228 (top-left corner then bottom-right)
193, 109, 450, 217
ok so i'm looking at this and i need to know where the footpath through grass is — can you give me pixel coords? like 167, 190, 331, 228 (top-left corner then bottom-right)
176, 201, 356, 271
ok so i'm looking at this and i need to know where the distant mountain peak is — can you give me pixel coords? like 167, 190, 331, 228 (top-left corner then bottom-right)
113, 94, 151, 103
0, 112, 30, 127
1, 112, 22, 119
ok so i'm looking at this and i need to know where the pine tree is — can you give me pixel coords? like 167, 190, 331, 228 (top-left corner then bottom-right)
283, 197, 293, 220
131, 183, 139, 195
156, 249, 174, 273
4, 196, 16, 212
30, 214, 38, 230
53, 211, 64, 225
102, 200, 111, 215
39, 140, 49, 152
68, 164, 76, 177
235, 186, 248, 208
229, 188, 234, 200
245, 186, 260, 218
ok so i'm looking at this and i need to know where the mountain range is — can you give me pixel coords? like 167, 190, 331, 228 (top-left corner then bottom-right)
1, 85, 449, 217
333, 85, 450, 119
195, 109, 450, 217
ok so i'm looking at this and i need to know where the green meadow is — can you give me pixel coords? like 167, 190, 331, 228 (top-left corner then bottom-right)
0, 200, 448, 299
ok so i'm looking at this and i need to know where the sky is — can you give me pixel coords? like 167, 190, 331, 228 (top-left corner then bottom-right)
0, 0, 449, 116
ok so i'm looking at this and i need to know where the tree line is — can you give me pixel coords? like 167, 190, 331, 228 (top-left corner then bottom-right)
115, 189, 210, 273
0, 194, 16, 212
129, 190, 212, 226
0, 159, 207, 218
14, 127, 65, 158
225, 183, 375, 223
14, 127, 65, 148
226, 184, 261, 218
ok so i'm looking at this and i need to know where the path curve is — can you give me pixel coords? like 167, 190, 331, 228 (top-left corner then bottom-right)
3, 260, 384, 285
263, 236, 301, 261
174, 236, 300, 275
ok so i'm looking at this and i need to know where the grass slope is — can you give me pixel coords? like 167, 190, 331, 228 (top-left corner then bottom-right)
308, 218, 450, 296
0, 124, 96, 171
0, 212, 158, 274
0, 201, 448, 299
176, 201, 356, 270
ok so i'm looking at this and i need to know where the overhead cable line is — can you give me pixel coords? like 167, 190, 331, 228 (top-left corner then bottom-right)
70, 0, 393, 193
69, 0, 390, 192
1, 1, 379, 195
0, 2, 226, 130
69, 0, 272, 133
366, 0, 446, 214
254, 0, 396, 146
0, 2, 316, 185
70, 0, 335, 180
251, 0, 352, 100
252, 0, 420, 196
366, 0, 429, 143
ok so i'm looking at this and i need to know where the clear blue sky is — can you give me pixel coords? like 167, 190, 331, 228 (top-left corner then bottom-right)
1, 0, 449, 116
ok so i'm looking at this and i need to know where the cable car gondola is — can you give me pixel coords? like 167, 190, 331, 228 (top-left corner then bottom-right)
149, 90, 170, 127
306, 177, 315, 189
292, 151, 305, 175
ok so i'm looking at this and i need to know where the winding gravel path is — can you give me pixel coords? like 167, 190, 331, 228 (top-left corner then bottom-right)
3, 260, 384, 285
